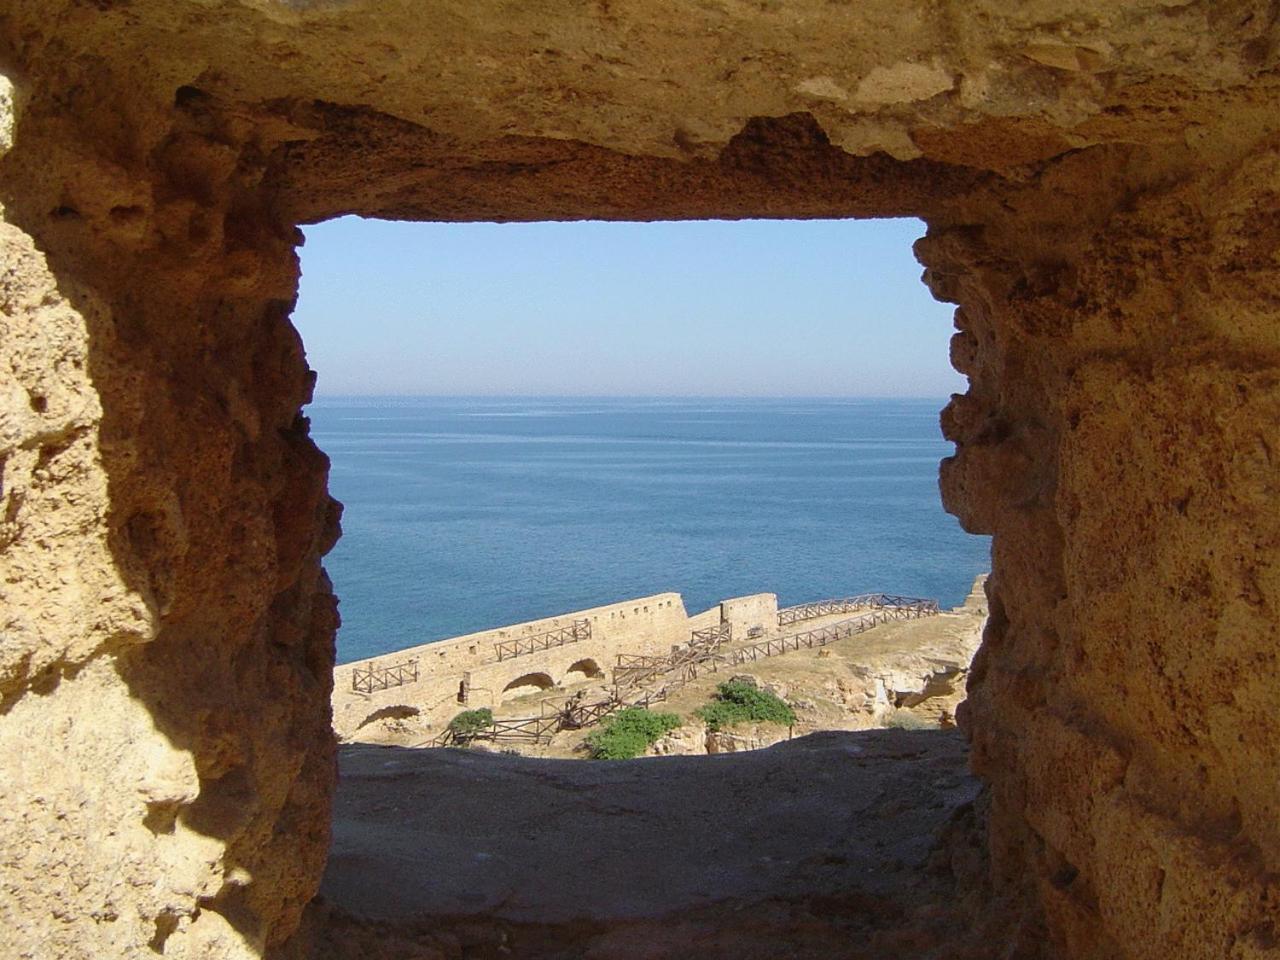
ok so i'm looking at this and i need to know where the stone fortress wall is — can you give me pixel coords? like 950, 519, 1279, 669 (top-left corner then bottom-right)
332, 592, 780, 739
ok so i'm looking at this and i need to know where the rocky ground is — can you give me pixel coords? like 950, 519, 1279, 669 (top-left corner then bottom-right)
642, 594, 986, 758
302, 729, 1002, 960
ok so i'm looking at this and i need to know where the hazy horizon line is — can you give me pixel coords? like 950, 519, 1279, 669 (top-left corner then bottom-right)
307, 392, 959, 401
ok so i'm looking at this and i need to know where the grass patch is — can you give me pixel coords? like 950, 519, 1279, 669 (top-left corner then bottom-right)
696, 679, 795, 732
586, 707, 681, 760
448, 708, 494, 739
884, 711, 933, 730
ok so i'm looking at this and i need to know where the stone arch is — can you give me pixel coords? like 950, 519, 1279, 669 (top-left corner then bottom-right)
356, 704, 420, 730
564, 658, 604, 682
500, 672, 555, 701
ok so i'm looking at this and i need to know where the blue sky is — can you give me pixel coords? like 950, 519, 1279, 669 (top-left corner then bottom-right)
292, 217, 962, 398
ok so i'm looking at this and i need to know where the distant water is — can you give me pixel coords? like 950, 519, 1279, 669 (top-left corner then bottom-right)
307, 397, 990, 664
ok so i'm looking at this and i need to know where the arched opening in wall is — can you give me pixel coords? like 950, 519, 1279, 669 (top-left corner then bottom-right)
293, 216, 992, 935
500, 672, 555, 703
356, 704, 421, 731
565, 658, 604, 682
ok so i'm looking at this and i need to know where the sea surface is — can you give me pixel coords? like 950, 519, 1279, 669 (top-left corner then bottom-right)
307, 397, 991, 664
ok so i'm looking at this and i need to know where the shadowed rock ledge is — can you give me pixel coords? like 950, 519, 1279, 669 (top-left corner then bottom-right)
286, 731, 1030, 960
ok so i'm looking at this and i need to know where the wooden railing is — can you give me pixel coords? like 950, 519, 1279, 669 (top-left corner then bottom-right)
777, 593, 939, 626
429, 685, 672, 748
428, 713, 558, 747
351, 657, 419, 694
777, 594, 883, 625
690, 622, 732, 648
556, 696, 616, 730
877, 594, 941, 613
612, 652, 672, 691
614, 637, 729, 695
493, 618, 591, 662
488, 714, 561, 743
734, 599, 939, 665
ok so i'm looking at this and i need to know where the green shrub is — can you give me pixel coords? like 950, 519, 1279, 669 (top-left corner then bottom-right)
696, 679, 795, 732
448, 708, 494, 739
586, 707, 681, 760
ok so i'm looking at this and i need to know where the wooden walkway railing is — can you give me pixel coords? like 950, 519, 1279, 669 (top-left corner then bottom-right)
876, 594, 941, 613
777, 593, 939, 626
690, 622, 732, 647
777, 594, 882, 625
428, 714, 559, 747
614, 623, 732, 692
494, 618, 591, 662
545, 686, 669, 732
735, 599, 939, 665
351, 657, 419, 694
612, 653, 670, 691
487, 714, 561, 743
429, 686, 671, 747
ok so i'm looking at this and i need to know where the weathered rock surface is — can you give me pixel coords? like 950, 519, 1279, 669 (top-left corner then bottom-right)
648, 720, 710, 757
0, 3, 1277, 958
309, 730, 991, 959
703, 723, 790, 755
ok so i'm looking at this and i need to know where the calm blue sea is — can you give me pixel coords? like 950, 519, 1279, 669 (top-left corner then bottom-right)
307, 397, 990, 664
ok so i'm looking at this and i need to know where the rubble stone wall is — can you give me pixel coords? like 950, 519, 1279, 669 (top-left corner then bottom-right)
0, 2, 1276, 957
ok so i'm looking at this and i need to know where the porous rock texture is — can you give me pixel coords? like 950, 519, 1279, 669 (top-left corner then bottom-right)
0, 2, 1277, 958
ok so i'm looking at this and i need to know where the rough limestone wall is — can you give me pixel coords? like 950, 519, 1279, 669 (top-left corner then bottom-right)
0, 59, 339, 960
720, 594, 779, 639
926, 135, 1280, 957
2, 2, 1279, 958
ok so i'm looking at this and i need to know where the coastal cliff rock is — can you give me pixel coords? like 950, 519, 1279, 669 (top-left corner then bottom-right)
705, 724, 792, 755
649, 721, 709, 757
0, 3, 1277, 958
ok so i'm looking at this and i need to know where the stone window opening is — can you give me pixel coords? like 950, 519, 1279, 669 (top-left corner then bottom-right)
285, 212, 994, 950
2, 22, 1268, 955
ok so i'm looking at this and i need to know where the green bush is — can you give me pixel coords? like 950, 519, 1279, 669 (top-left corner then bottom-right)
448, 708, 494, 739
696, 679, 795, 732
586, 707, 681, 760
